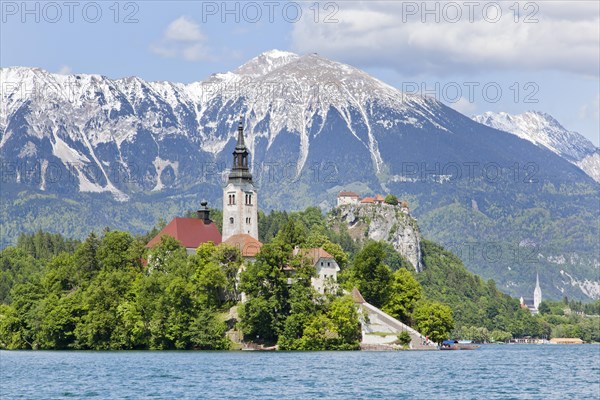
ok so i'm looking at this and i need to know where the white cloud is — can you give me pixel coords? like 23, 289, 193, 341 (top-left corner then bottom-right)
291, 1, 599, 77
450, 97, 477, 115
579, 94, 600, 120
164, 16, 205, 42
57, 65, 72, 75
151, 16, 213, 62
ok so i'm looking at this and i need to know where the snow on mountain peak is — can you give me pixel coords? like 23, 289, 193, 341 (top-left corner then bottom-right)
233, 49, 299, 77
473, 111, 600, 182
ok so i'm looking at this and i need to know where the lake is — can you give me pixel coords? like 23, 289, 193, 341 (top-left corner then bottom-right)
1, 345, 599, 399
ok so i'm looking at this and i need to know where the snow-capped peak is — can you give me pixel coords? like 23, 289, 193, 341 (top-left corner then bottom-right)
473, 111, 600, 182
233, 49, 299, 77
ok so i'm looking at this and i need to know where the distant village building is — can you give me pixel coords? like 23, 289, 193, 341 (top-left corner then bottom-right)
146, 202, 221, 255
359, 194, 385, 205
549, 338, 584, 344
520, 273, 543, 314
337, 191, 360, 206
222, 117, 259, 242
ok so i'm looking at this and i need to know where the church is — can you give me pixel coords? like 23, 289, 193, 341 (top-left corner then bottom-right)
520, 273, 543, 314
146, 117, 339, 292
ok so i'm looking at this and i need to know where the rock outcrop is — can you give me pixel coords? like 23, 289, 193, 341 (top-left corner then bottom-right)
331, 203, 422, 272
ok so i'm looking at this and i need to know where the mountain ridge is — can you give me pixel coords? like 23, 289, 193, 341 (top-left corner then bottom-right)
473, 111, 599, 182
1, 50, 598, 301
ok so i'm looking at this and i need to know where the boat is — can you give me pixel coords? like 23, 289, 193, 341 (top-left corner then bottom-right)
440, 340, 480, 350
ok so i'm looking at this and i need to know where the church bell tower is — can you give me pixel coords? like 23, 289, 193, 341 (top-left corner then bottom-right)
222, 116, 258, 241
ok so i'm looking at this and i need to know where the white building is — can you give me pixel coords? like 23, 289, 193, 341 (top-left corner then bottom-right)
337, 191, 360, 206
294, 247, 340, 294
222, 118, 259, 242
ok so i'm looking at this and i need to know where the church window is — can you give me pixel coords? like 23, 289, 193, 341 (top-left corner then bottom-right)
232, 194, 235, 205
230, 217, 234, 224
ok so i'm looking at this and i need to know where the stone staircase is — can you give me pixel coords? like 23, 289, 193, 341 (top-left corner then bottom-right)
352, 289, 437, 350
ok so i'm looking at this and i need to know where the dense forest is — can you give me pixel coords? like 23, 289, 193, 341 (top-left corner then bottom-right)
1, 207, 599, 350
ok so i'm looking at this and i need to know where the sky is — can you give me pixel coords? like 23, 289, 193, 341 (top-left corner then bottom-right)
1, 0, 599, 145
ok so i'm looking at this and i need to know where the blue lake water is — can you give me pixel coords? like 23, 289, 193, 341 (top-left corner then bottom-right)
1, 345, 599, 399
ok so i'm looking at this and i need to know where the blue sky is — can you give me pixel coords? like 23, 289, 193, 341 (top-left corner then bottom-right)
1, 0, 598, 145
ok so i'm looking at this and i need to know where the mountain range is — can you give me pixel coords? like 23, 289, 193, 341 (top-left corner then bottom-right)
473, 111, 599, 183
1, 50, 598, 300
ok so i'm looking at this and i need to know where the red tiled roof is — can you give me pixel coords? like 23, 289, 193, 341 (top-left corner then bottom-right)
338, 191, 359, 198
223, 234, 263, 257
361, 197, 375, 204
146, 218, 222, 249
296, 247, 334, 266
374, 194, 385, 202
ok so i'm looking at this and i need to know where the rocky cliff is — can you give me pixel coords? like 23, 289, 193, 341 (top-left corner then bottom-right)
330, 203, 422, 272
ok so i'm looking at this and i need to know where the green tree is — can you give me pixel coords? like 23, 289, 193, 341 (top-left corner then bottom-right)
189, 242, 228, 308
239, 297, 280, 343
0, 304, 26, 349
273, 217, 307, 250
97, 231, 134, 270
383, 268, 422, 323
0, 247, 41, 304
74, 232, 100, 279
146, 235, 188, 273
397, 331, 412, 347
384, 194, 399, 205
238, 243, 291, 343
413, 301, 454, 343
188, 309, 230, 349
327, 295, 361, 349
538, 301, 551, 315
346, 241, 392, 308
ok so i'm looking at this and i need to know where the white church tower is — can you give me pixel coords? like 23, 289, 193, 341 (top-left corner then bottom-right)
222, 117, 258, 241
533, 272, 542, 310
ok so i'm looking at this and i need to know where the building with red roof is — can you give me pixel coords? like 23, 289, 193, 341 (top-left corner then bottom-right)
292, 247, 340, 294
223, 233, 263, 259
337, 191, 360, 206
146, 202, 222, 255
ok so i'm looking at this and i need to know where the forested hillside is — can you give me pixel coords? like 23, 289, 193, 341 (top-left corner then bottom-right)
1, 208, 598, 350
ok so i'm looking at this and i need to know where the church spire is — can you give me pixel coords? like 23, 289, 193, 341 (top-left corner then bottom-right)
533, 271, 542, 310
228, 115, 252, 183
236, 115, 246, 150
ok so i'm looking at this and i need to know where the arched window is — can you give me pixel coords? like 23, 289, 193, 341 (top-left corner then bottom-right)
230, 217, 234, 224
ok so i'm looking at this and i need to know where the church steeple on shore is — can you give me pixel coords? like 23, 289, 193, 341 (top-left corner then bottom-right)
534, 272, 542, 310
